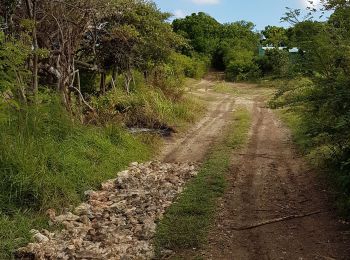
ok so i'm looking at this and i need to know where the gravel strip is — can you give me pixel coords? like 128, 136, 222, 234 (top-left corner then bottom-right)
17, 161, 198, 259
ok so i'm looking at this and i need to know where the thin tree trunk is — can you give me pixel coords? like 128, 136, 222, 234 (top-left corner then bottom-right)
124, 71, 132, 94
111, 77, 116, 89
15, 71, 28, 104
132, 71, 136, 89
32, 1, 39, 100
25, 0, 39, 101
77, 70, 84, 123
100, 72, 106, 94
112, 67, 118, 82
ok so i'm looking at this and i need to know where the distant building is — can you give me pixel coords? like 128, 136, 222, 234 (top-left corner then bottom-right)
258, 46, 300, 56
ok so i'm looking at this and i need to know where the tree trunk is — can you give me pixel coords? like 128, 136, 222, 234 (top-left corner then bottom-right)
112, 67, 118, 82
100, 72, 106, 94
32, 1, 39, 100
124, 71, 132, 94
76, 70, 84, 123
132, 71, 136, 89
25, 0, 39, 101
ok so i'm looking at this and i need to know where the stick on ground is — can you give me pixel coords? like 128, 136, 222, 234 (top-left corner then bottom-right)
232, 211, 326, 231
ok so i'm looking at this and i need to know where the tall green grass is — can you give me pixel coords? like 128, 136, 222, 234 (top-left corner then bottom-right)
0, 98, 159, 258
93, 86, 205, 130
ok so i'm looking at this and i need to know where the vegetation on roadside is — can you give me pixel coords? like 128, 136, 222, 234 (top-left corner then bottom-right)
267, 1, 350, 217
0, 1, 208, 257
0, 99, 158, 258
154, 108, 251, 257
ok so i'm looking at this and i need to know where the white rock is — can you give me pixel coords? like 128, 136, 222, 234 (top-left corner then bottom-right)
18, 161, 198, 259
33, 232, 49, 243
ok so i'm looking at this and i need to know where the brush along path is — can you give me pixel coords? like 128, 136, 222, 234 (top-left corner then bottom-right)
200, 87, 350, 259
16, 162, 198, 259
16, 78, 237, 259
160, 79, 236, 163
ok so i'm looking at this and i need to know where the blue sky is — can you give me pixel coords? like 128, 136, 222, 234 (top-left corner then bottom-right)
153, 0, 325, 30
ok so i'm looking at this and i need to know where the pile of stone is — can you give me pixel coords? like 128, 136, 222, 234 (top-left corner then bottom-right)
17, 161, 197, 259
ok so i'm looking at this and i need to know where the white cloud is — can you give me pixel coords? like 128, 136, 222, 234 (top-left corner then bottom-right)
173, 9, 187, 19
191, 0, 220, 5
300, 0, 320, 7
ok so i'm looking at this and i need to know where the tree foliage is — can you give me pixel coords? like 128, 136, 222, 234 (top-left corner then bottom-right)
271, 0, 350, 215
173, 13, 260, 80
262, 26, 288, 47
173, 12, 221, 55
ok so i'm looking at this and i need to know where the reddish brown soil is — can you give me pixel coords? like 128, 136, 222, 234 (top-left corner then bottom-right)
202, 99, 350, 260
159, 80, 235, 163
160, 79, 350, 259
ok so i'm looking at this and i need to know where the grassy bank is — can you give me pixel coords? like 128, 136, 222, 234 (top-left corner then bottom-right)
93, 83, 205, 131
154, 108, 251, 258
0, 89, 203, 258
0, 102, 157, 258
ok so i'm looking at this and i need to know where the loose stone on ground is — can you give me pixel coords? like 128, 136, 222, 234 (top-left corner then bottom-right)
17, 161, 197, 259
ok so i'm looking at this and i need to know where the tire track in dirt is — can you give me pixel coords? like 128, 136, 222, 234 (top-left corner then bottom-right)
159, 81, 235, 163
201, 96, 350, 260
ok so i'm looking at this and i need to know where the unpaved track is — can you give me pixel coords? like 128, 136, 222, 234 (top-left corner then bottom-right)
202, 97, 350, 260
159, 79, 235, 163
160, 79, 349, 259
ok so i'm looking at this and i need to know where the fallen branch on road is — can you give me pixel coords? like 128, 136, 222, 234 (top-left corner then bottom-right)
232, 210, 327, 231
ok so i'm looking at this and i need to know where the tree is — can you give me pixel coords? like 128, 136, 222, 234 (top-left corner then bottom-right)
172, 12, 221, 55
272, 0, 350, 215
3, 0, 99, 109
262, 26, 288, 47
79, 0, 184, 94
0, 31, 31, 103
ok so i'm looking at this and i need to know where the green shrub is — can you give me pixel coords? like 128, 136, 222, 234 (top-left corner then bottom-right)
226, 60, 260, 81
224, 48, 261, 81
271, 76, 350, 218
93, 85, 204, 130
168, 52, 210, 80
257, 49, 293, 78
0, 98, 154, 213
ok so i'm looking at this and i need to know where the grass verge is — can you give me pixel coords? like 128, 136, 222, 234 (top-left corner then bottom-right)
0, 100, 160, 259
154, 107, 251, 258
0, 85, 206, 258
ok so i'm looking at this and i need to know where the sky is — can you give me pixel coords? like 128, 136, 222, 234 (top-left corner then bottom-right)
153, 0, 326, 30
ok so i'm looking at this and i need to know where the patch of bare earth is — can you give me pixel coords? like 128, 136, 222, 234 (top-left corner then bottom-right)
201, 94, 350, 260
159, 80, 235, 163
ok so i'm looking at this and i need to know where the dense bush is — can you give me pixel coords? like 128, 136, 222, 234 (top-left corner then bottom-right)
92, 83, 204, 129
172, 14, 260, 79
269, 2, 350, 217
0, 99, 156, 213
271, 76, 350, 216
256, 49, 293, 78
224, 48, 260, 81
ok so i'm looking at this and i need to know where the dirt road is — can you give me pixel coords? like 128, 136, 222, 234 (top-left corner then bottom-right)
202, 96, 350, 259
161, 79, 350, 259
159, 79, 235, 163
